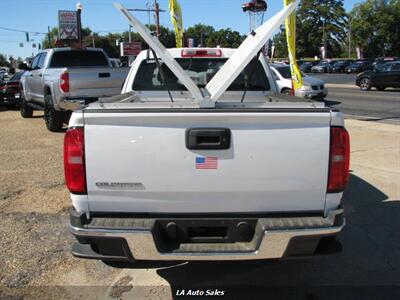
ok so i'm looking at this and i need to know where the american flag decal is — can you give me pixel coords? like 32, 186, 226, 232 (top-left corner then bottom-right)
196, 156, 218, 170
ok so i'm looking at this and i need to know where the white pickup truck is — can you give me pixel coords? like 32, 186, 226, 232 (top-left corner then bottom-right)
66, 3, 349, 263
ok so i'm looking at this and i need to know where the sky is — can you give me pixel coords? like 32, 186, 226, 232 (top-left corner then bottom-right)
0, 0, 362, 59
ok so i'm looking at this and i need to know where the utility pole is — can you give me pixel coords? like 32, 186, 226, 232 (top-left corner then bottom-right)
322, 19, 327, 59
127, 1, 165, 37
91, 33, 95, 48
200, 31, 204, 47
154, 0, 160, 37
47, 26, 51, 47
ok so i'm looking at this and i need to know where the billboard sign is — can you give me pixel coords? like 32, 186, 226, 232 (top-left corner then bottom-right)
120, 42, 142, 56
58, 10, 78, 40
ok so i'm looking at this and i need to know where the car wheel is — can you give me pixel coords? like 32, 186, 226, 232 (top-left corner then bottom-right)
376, 86, 386, 91
359, 77, 372, 91
44, 94, 64, 132
281, 88, 292, 95
20, 94, 33, 118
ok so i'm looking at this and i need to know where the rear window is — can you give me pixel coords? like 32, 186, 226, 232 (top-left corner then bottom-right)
132, 58, 270, 91
275, 66, 292, 79
49, 50, 109, 68
10, 72, 24, 81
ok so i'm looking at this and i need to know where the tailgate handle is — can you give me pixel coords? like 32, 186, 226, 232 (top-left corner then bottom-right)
98, 72, 110, 78
186, 128, 231, 150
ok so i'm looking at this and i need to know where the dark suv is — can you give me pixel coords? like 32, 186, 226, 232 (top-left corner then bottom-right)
345, 60, 374, 73
356, 61, 400, 91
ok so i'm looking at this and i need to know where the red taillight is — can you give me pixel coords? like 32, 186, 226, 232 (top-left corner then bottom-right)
60, 72, 69, 93
181, 49, 222, 57
327, 127, 350, 193
64, 127, 86, 194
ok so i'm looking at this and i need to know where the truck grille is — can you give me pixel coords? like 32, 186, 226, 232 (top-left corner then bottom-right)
312, 85, 319, 90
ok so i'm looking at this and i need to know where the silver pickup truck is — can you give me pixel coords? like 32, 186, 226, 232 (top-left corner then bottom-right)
19, 48, 129, 132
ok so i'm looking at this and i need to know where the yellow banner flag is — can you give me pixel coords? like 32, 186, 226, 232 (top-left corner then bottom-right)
283, 0, 303, 92
169, 0, 184, 48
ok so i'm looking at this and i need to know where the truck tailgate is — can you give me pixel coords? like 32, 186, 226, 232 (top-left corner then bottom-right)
67, 67, 129, 97
83, 110, 331, 213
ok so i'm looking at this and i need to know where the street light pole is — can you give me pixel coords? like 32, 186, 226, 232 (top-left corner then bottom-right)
76, 2, 83, 48
348, 17, 352, 59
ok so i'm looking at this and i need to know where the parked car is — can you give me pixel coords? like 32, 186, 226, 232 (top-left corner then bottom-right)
0, 71, 24, 108
356, 61, 400, 91
373, 57, 398, 67
311, 61, 334, 73
19, 48, 129, 132
271, 65, 328, 99
332, 60, 353, 73
0, 70, 8, 82
300, 61, 319, 73
345, 60, 374, 74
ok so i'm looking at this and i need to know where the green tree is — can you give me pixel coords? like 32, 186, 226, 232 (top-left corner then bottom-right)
185, 24, 215, 47
0, 54, 10, 67
42, 27, 92, 49
350, 0, 400, 57
42, 25, 175, 57
272, 26, 288, 58
205, 28, 245, 48
273, 0, 348, 58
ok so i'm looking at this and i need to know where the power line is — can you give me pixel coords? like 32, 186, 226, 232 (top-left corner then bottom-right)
0, 26, 46, 35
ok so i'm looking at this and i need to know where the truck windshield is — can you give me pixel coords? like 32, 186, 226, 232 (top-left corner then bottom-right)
49, 50, 109, 68
132, 58, 270, 91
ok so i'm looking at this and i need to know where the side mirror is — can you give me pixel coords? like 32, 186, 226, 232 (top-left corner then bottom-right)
18, 63, 30, 71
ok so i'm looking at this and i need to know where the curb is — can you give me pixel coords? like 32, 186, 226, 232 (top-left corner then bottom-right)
344, 114, 400, 125
325, 84, 358, 89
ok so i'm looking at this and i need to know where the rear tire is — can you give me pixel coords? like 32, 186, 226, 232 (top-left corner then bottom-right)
20, 95, 33, 118
281, 88, 292, 96
44, 94, 64, 132
359, 77, 371, 91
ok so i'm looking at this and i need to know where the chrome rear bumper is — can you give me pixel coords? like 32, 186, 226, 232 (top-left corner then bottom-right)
70, 209, 345, 261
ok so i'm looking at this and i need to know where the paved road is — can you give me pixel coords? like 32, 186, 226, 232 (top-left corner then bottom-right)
311, 74, 400, 122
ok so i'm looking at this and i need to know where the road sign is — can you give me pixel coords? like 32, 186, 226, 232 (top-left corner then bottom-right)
120, 42, 142, 56
58, 10, 78, 40
187, 38, 195, 48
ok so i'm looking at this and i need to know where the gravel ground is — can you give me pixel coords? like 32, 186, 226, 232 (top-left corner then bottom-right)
0, 108, 399, 300
0, 109, 124, 299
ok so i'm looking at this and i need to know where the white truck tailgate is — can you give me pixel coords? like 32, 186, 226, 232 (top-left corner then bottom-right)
84, 110, 331, 213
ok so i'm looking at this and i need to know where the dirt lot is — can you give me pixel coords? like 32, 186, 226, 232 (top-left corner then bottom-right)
0, 109, 399, 300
